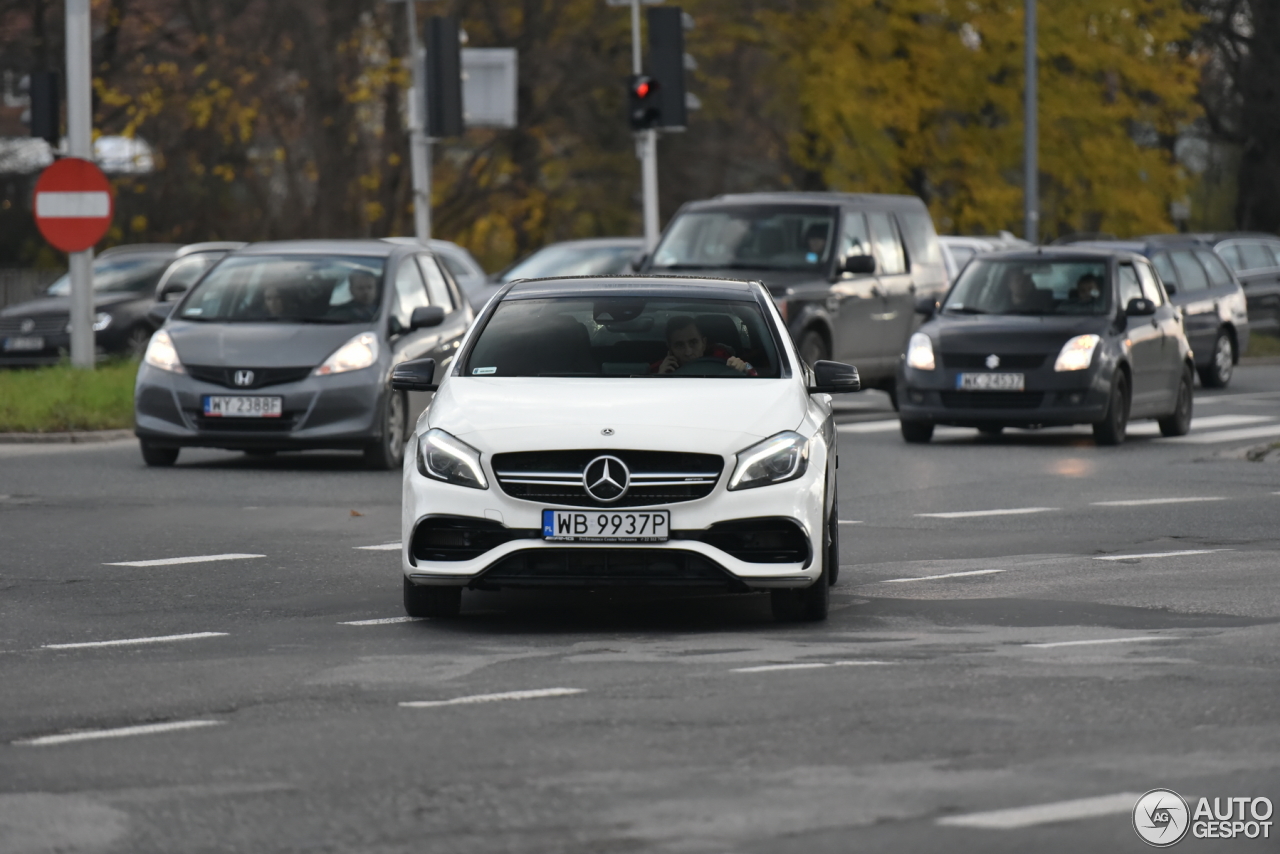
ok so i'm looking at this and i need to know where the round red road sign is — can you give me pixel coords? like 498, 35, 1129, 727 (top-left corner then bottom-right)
32, 157, 114, 253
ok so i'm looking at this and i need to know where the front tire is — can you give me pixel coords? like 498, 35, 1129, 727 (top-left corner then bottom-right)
403, 577, 462, 618
900, 420, 934, 443
1093, 371, 1130, 446
772, 496, 831, 622
139, 440, 179, 467
364, 390, 407, 470
1198, 330, 1234, 388
1158, 365, 1194, 437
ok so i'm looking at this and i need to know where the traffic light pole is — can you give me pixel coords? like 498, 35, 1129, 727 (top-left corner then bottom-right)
631, 0, 659, 251
406, 0, 432, 242
65, 0, 94, 369
1023, 0, 1038, 244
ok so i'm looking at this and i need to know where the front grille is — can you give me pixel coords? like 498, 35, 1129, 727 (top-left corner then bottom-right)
680, 518, 810, 564
492, 450, 723, 507
188, 411, 299, 431
186, 365, 314, 390
942, 353, 1046, 370
0, 316, 67, 334
940, 391, 1044, 410
410, 516, 539, 562
476, 548, 741, 588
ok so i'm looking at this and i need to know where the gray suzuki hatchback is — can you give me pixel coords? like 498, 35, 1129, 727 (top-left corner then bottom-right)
135, 240, 471, 468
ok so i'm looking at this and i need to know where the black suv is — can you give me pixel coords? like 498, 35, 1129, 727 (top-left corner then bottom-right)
640, 192, 949, 402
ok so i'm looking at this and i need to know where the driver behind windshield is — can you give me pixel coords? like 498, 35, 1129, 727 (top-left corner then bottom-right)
328, 270, 381, 321
653, 316, 756, 376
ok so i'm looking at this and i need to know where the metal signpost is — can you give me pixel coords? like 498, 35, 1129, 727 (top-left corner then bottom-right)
1024, 0, 1039, 244
631, 0, 660, 251
65, 0, 96, 368
402, 0, 432, 242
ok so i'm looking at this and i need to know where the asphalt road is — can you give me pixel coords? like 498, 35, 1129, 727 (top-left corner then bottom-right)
3, 365, 1279, 853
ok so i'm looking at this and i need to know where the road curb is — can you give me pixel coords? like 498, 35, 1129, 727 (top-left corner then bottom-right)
0, 429, 134, 445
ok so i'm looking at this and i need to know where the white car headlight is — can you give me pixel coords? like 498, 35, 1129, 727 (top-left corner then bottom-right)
315, 332, 378, 376
906, 332, 936, 370
417, 428, 488, 489
1054, 334, 1101, 372
728, 431, 810, 491
93, 312, 112, 332
142, 329, 184, 373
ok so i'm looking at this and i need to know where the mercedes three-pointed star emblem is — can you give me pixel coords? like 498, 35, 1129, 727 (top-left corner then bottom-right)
582, 455, 630, 503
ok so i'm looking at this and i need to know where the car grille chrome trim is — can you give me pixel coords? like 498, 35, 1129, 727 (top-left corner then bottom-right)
492, 450, 724, 508
185, 365, 314, 390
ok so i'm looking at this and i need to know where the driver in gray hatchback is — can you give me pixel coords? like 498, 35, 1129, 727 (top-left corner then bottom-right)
653, 315, 756, 375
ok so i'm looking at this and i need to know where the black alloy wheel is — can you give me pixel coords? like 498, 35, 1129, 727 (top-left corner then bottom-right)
125, 325, 152, 359
799, 329, 829, 368
771, 496, 832, 622
884, 381, 899, 412
1198, 330, 1234, 388
1093, 371, 1130, 446
900, 419, 934, 444
1158, 365, 1194, 437
139, 439, 179, 467
364, 389, 407, 470
403, 577, 462, 618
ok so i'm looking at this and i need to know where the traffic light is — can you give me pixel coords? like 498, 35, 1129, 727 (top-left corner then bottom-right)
29, 71, 60, 145
647, 6, 687, 129
628, 74, 660, 131
425, 16, 463, 138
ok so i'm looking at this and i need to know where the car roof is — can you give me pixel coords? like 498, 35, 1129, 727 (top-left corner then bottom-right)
235, 239, 403, 257
503, 275, 759, 301
529, 237, 645, 249
176, 241, 247, 256
983, 247, 1145, 263
687, 191, 926, 210
1071, 239, 1207, 256
98, 243, 181, 258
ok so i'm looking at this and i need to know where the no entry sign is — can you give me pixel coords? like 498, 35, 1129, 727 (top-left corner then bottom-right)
33, 157, 114, 253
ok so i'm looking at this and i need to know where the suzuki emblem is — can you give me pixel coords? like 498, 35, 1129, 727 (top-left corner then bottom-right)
19, 318, 35, 333
985, 354, 1000, 369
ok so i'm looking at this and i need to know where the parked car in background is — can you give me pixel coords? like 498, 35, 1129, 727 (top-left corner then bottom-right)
1075, 238, 1249, 387
135, 240, 472, 468
898, 248, 1194, 445
489, 237, 644, 300
640, 192, 948, 405
145, 242, 246, 329
384, 238, 490, 312
1171, 233, 1280, 334
939, 236, 999, 277
1, 244, 180, 365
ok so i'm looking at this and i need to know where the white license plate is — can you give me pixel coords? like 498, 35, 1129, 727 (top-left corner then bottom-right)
202, 395, 283, 418
3, 336, 44, 352
957, 372, 1025, 391
542, 509, 670, 542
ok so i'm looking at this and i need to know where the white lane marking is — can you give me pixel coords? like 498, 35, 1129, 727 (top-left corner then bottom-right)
42, 632, 227, 650
104, 553, 265, 567
355, 542, 401, 551
14, 720, 224, 747
339, 616, 425, 626
400, 687, 584, 708
937, 792, 1144, 829
838, 520, 864, 525
34, 190, 111, 218
1166, 423, 1280, 444
916, 507, 1057, 519
836, 420, 899, 433
1090, 497, 1226, 507
1092, 549, 1230, 561
1025, 637, 1174, 649
881, 569, 1006, 583
731, 661, 892, 673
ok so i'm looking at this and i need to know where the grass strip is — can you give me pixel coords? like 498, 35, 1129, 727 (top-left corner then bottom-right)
1246, 331, 1280, 358
0, 360, 137, 432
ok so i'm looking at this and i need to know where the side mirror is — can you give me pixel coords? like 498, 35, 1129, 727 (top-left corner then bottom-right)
1163, 282, 1178, 296
841, 254, 876, 275
147, 302, 175, 325
1126, 297, 1156, 317
914, 296, 939, 317
809, 360, 861, 394
409, 305, 446, 331
391, 357, 438, 392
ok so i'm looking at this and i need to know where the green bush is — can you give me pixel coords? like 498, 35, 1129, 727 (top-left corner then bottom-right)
0, 360, 137, 432
1246, 332, 1280, 358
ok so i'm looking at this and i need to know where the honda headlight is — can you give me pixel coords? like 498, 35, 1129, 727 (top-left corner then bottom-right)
142, 329, 184, 373
93, 312, 112, 332
906, 332, 936, 370
1054, 334, 1100, 372
315, 332, 378, 376
416, 428, 488, 489
728, 431, 810, 491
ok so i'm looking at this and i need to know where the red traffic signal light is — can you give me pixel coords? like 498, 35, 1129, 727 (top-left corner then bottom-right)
627, 74, 659, 130
634, 79, 651, 99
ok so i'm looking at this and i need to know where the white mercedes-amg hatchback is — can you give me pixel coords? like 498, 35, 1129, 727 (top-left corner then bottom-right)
392, 276, 860, 621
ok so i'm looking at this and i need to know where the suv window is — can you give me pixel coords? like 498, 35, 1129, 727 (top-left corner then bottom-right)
392, 256, 431, 332
837, 212, 871, 268
417, 256, 455, 314
1194, 249, 1233, 290
867, 211, 906, 275
1151, 252, 1177, 289
437, 253, 475, 282
1169, 250, 1209, 292
1237, 241, 1279, 272
1135, 262, 1164, 306
896, 210, 942, 266
1118, 264, 1144, 307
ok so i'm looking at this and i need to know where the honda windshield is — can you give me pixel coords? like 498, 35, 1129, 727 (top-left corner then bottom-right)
650, 206, 838, 272
177, 255, 386, 323
943, 259, 1112, 316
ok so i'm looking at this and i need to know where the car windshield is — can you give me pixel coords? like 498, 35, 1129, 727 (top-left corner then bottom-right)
177, 255, 386, 323
498, 243, 638, 283
464, 296, 782, 378
943, 258, 1112, 316
45, 255, 170, 296
650, 205, 838, 272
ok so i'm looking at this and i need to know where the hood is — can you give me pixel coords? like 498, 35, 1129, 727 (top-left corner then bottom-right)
928, 313, 1110, 353
427, 377, 809, 455
643, 267, 824, 294
165, 319, 372, 368
0, 292, 143, 318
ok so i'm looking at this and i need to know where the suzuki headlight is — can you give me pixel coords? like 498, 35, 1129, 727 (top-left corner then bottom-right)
416, 428, 488, 489
1054, 334, 1100, 372
93, 312, 113, 332
728, 431, 810, 491
315, 332, 378, 376
906, 332, 936, 370
142, 329, 184, 373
